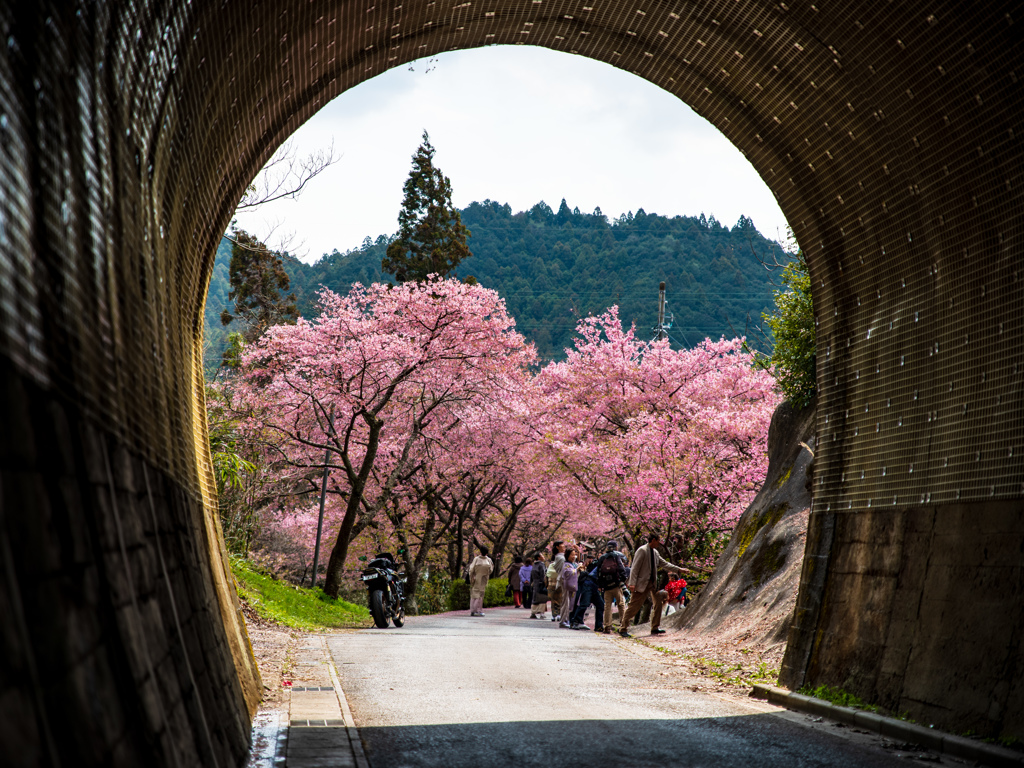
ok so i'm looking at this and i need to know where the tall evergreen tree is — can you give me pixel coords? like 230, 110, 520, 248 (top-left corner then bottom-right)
220, 226, 298, 348
383, 131, 471, 282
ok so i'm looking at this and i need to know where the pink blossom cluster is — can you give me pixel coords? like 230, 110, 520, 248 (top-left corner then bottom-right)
536, 307, 778, 567
224, 279, 778, 588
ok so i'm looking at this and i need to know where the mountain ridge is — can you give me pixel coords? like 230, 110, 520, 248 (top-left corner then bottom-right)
204, 199, 789, 374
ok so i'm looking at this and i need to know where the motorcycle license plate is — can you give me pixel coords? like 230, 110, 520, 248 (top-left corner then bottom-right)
361, 574, 377, 581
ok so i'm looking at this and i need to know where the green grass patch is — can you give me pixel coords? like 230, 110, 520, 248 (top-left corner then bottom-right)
800, 687, 1022, 750
231, 557, 372, 631
688, 656, 779, 687
799, 684, 880, 713
988, 735, 1022, 750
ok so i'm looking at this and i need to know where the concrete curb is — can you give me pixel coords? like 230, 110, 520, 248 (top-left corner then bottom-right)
750, 685, 1023, 767
282, 636, 370, 768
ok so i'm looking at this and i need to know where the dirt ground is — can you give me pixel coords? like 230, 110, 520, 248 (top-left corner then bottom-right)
633, 625, 787, 696
240, 601, 300, 712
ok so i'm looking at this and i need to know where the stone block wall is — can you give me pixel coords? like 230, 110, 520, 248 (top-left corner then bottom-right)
783, 500, 1024, 738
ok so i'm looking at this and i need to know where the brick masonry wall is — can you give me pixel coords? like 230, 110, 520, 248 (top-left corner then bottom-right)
0, 0, 1021, 762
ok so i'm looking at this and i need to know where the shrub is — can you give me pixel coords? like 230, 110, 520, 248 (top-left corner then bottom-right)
448, 579, 471, 610
414, 575, 453, 615
446, 577, 513, 611
483, 577, 514, 608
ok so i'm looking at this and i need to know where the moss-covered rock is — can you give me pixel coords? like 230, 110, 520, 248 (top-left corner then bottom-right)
736, 503, 790, 558
750, 539, 788, 587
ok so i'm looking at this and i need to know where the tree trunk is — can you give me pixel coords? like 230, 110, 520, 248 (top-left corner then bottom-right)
447, 540, 457, 579
486, 492, 523, 575
395, 509, 429, 615
389, 490, 452, 615
323, 415, 382, 598
453, 512, 466, 579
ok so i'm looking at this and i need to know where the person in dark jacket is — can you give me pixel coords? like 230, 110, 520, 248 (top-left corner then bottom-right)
519, 556, 533, 608
568, 555, 604, 631
529, 553, 549, 619
596, 540, 629, 633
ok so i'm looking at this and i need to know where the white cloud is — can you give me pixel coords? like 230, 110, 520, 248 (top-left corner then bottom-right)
234, 45, 791, 262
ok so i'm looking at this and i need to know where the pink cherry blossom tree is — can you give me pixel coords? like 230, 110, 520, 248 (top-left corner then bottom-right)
234, 277, 535, 597
536, 307, 778, 567
226, 287, 779, 599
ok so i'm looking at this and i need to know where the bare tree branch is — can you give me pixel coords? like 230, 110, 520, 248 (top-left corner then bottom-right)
236, 138, 340, 212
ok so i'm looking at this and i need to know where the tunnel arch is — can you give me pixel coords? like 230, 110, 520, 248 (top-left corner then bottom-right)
0, 1, 1021, 764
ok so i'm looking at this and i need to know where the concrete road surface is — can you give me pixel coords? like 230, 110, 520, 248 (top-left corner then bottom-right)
328, 607, 942, 768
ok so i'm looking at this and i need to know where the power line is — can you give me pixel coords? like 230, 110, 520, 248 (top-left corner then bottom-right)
492, 291, 776, 298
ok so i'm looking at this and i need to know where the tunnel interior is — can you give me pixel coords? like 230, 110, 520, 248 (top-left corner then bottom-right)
0, 1, 1021, 764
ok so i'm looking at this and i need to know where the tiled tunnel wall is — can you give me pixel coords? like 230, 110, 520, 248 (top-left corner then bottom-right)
0, 0, 1020, 764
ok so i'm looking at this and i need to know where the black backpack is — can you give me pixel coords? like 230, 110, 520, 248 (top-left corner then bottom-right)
597, 552, 625, 588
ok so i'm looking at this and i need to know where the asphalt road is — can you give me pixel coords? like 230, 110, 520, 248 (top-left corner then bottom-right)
328, 607, 935, 768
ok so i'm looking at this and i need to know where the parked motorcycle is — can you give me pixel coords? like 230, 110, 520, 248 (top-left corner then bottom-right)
360, 552, 406, 628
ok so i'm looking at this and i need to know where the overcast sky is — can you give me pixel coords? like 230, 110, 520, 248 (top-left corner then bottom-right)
234, 45, 790, 263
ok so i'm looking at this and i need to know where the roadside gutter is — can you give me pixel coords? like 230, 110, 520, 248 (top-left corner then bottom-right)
750, 684, 1023, 768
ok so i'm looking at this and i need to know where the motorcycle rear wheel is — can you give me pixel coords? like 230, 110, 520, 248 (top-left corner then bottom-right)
369, 589, 389, 628
392, 602, 405, 627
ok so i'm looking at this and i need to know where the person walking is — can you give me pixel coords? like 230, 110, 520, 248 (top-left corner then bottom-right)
468, 544, 493, 617
507, 555, 525, 608
618, 533, 687, 637
529, 553, 549, 619
518, 556, 534, 609
596, 540, 629, 634
558, 548, 581, 628
568, 554, 604, 631
546, 541, 566, 622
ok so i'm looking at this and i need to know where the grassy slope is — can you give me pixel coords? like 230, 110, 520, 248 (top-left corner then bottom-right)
231, 557, 372, 631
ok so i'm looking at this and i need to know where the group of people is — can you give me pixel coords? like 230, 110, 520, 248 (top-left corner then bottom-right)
470, 533, 690, 637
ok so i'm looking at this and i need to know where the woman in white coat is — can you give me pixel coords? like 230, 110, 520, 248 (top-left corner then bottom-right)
468, 544, 494, 616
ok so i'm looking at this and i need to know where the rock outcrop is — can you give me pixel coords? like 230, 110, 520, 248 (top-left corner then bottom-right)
661, 398, 815, 651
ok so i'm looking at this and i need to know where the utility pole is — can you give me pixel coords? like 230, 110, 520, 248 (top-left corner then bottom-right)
310, 404, 336, 589
654, 281, 673, 341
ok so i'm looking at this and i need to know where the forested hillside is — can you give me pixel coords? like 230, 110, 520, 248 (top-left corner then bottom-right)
204, 237, 235, 372
205, 199, 787, 373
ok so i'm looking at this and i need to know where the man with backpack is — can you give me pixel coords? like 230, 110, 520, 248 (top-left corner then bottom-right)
596, 540, 629, 634
568, 554, 604, 631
